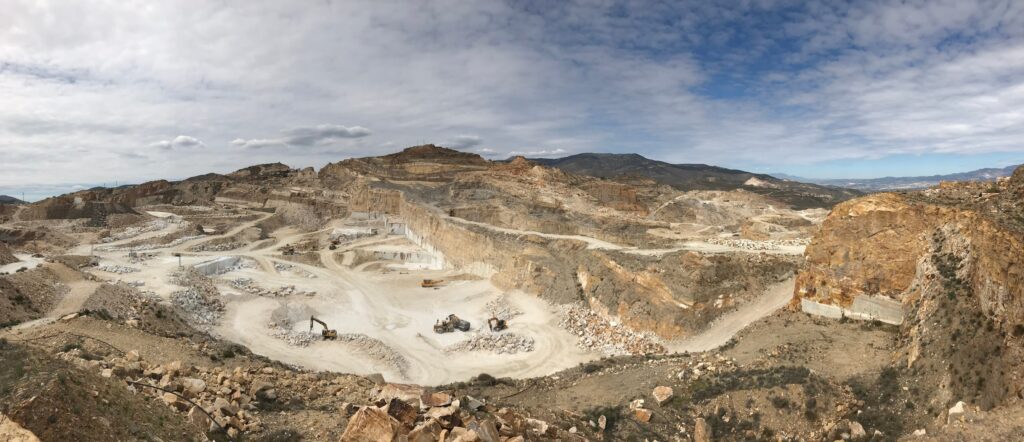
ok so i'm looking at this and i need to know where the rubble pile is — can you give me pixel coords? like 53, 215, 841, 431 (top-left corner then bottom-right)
268, 324, 317, 347
274, 262, 317, 278
341, 382, 561, 441
559, 303, 665, 355
675, 354, 738, 382
101, 219, 172, 243
56, 349, 296, 439
337, 333, 411, 378
97, 264, 141, 274
171, 288, 224, 326
98, 235, 203, 252
229, 278, 316, 297
171, 269, 225, 326
484, 296, 522, 321
705, 237, 809, 251
445, 332, 535, 354
191, 241, 243, 252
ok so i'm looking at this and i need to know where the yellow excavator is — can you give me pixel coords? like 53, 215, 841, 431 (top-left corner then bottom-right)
309, 316, 338, 340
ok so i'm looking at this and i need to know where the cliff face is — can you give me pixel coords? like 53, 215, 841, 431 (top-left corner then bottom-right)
794, 167, 1024, 410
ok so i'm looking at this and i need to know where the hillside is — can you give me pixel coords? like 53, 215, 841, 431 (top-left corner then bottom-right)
775, 164, 1020, 192
0, 195, 26, 205
532, 153, 861, 209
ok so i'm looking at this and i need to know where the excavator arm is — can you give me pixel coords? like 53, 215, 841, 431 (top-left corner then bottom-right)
310, 316, 329, 331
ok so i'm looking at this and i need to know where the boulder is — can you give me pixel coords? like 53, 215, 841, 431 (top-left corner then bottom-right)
385, 397, 418, 428
407, 419, 443, 442
340, 407, 401, 442
524, 418, 548, 436
420, 391, 453, 408
468, 419, 500, 442
125, 350, 141, 362
213, 397, 239, 416
376, 383, 424, 405
633, 408, 652, 423
162, 393, 188, 412
187, 406, 210, 430
948, 401, 967, 425
180, 377, 207, 396
448, 427, 480, 442
463, 395, 485, 411
652, 386, 674, 405
695, 417, 711, 442
849, 420, 867, 440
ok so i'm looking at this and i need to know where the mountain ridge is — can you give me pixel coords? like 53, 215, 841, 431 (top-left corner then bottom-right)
529, 152, 862, 209
772, 164, 1020, 191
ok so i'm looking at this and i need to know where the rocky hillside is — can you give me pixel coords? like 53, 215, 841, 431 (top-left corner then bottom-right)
532, 153, 861, 209
794, 166, 1024, 413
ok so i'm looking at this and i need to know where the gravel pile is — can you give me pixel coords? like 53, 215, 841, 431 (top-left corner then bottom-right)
191, 241, 243, 252
484, 296, 522, 321
705, 237, 810, 251
171, 288, 224, 326
97, 264, 141, 274
445, 332, 535, 354
559, 303, 665, 355
229, 279, 316, 297
98, 235, 203, 252
268, 325, 317, 347
171, 268, 225, 327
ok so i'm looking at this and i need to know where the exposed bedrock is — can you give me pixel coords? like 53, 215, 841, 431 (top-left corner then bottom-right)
400, 198, 797, 340
794, 168, 1024, 409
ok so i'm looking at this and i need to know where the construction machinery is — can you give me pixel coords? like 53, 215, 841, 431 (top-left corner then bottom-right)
488, 317, 507, 332
309, 316, 338, 340
433, 314, 471, 333
421, 279, 445, 288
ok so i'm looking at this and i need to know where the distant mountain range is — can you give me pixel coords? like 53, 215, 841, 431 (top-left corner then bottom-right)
529, 153, 861, 209
772, 165, 1021, 192
0, 195, 26, 205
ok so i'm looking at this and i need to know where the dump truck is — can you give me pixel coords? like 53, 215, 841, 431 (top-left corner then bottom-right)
309, 316, 338, 340
421, 279, 445, 288
433, 314, 471, 333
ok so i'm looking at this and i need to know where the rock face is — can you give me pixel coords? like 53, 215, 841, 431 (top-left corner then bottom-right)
0, 242, 17, 266
794, 168, 1024, 410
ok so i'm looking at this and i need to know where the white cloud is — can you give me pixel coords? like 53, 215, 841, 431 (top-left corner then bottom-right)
447, 135, 482, 149
1, 0, 1023, 189
234, 125, 371, 149
507, 148, 568, 158
148, 135, 204, 150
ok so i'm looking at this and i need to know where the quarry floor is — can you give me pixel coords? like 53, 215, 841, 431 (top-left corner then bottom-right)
48, 205, 801, 386
61, 211, 595, 385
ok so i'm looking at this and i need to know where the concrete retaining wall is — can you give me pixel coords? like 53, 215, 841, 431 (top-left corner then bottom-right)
801, 295, 903, 325
193, 256, 242, 276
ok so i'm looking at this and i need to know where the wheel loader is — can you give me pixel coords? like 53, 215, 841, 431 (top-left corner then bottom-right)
309, 316, 338, 340
433, 314, 471, 333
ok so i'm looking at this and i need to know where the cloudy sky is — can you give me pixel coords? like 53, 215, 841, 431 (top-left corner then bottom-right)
2, 0, 1024, 200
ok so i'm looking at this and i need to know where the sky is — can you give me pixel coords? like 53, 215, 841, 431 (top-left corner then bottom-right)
2, 0, 1024, 200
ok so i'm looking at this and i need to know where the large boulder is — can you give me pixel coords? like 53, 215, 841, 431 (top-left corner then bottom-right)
340, 407, 401, 442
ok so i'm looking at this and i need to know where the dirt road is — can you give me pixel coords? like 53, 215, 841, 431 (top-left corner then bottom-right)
668, 277, 795, 353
